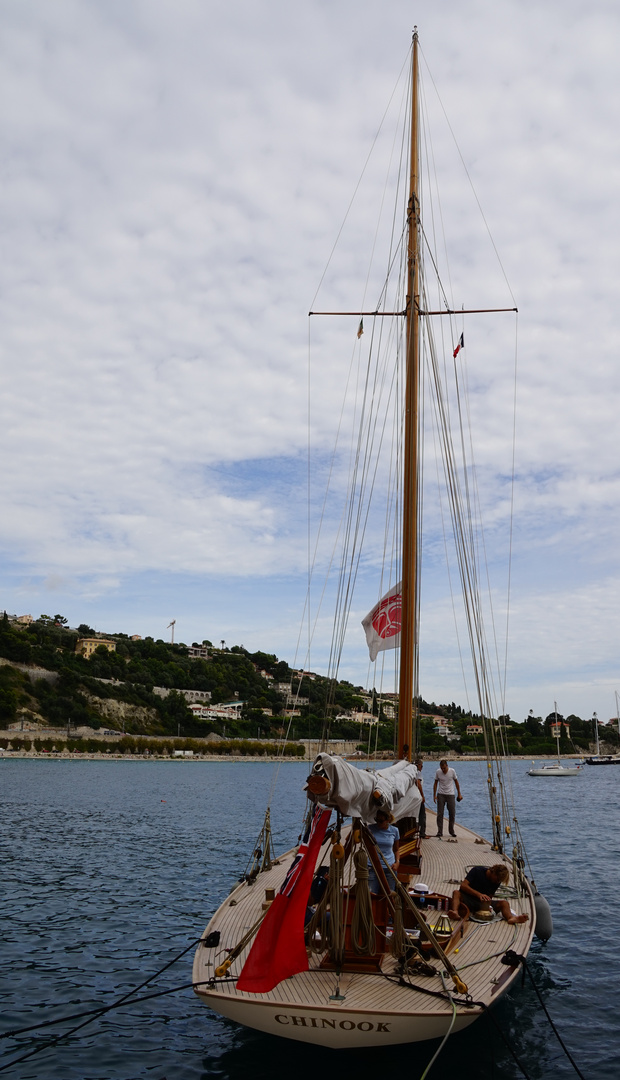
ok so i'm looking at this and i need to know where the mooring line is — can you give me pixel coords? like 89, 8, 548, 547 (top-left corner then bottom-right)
0, 935, 207, 1074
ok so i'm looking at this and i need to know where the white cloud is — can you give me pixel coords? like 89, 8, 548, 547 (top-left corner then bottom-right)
1, 0, 619, 723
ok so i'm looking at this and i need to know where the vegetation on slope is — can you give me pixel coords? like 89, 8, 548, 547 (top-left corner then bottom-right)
1, 614, 616, 754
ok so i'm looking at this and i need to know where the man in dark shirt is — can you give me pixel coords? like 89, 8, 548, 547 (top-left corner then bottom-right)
448, 864, 529, 924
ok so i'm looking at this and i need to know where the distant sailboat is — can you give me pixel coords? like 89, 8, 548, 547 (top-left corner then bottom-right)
527, 704, 581, 776
584, 697, 620, 764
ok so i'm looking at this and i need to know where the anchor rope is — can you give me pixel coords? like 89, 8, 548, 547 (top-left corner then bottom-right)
386, 967, 533, 1079
2, 978, 225, 1043
502, 952, 587, 1080
417, 972, 458, 1080
0, 937, 206, 1074
0, 956, 554, 1080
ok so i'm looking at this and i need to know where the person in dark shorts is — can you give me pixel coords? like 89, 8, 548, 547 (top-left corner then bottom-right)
448, 864, 529, 924
414, 757, 428, 838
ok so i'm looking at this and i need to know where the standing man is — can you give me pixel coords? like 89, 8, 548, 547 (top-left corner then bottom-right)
414, 757, 428, 839
433, 759, 463, 839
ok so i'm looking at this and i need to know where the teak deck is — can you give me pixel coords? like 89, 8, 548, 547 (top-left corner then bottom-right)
193, 810, 535, 1044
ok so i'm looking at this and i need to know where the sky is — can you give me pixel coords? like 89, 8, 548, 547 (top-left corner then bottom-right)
1, 0, 619, 726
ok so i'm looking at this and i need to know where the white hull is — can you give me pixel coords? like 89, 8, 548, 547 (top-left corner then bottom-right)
201, 991, 478, 1047
527, 765, 581, 776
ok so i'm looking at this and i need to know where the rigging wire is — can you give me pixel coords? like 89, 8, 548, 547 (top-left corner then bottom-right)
414, 58, 527, 850
302, 46, 528, 859
309, 50, 411, 314
295, 58, 415, 749
312, 191, 411, 735
418, 43, 518, 310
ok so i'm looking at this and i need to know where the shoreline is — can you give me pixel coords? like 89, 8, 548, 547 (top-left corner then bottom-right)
0, 751, 589, 763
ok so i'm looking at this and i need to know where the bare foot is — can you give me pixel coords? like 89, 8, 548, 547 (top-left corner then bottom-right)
506, 913, 529, 924
447, 909, 460, 920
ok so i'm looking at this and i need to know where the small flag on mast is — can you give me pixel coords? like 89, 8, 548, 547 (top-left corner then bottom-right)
357, 318, 364, 338
453, 332, 464, 358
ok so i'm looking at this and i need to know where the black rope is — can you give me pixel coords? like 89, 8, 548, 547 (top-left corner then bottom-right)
385, 968, 532, 1078
1, 941, 586, 1080
2, 979, 222, 1043
502, 951, 587, 1080
1, 936, 205, 1041
0, 936, 206, 1074
389, 972, 469, 1005
466, 997, 533, 1079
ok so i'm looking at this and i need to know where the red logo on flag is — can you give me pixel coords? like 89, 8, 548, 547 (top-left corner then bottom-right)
371, 592, 402, 640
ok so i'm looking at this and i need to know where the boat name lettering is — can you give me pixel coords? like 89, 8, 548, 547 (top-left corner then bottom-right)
274, 1014, 390, 1032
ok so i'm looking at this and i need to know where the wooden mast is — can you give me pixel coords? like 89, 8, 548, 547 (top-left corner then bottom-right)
398, 31, 420, 761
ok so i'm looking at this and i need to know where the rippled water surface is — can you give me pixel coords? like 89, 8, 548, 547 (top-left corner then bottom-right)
1, 758, 618, 1079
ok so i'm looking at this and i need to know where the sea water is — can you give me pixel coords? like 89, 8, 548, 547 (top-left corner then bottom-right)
1, 757, 618, 1079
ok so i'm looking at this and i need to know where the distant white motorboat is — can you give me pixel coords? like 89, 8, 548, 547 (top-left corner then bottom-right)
527, 702, 582, 776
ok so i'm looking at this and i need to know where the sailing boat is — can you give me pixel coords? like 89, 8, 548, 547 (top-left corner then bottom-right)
193, 33, 543, 1047
584, 703, 620, 765
527, 703, 581, 776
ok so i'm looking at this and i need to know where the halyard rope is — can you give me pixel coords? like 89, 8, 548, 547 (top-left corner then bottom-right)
350, 848, 375, 955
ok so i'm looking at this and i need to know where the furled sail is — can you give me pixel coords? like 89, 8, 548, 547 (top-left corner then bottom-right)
307, 754, 422, 822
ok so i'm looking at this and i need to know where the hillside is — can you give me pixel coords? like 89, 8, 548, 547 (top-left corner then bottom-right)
1, 614, 616, 755
0, 614, 372, 743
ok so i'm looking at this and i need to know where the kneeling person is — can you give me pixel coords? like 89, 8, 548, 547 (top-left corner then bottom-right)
449, 864, 528, 924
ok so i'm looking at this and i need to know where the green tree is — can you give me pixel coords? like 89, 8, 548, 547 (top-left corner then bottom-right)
159, 690, 193, 734
0, 618, 32, 663
524, 712, 542, 737
0, 687, 18, 723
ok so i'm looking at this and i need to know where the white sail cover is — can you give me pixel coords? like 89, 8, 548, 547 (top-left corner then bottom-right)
308, 754, 422, 823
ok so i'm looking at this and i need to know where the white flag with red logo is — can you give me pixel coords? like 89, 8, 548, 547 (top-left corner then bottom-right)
362, 581, 402, 661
